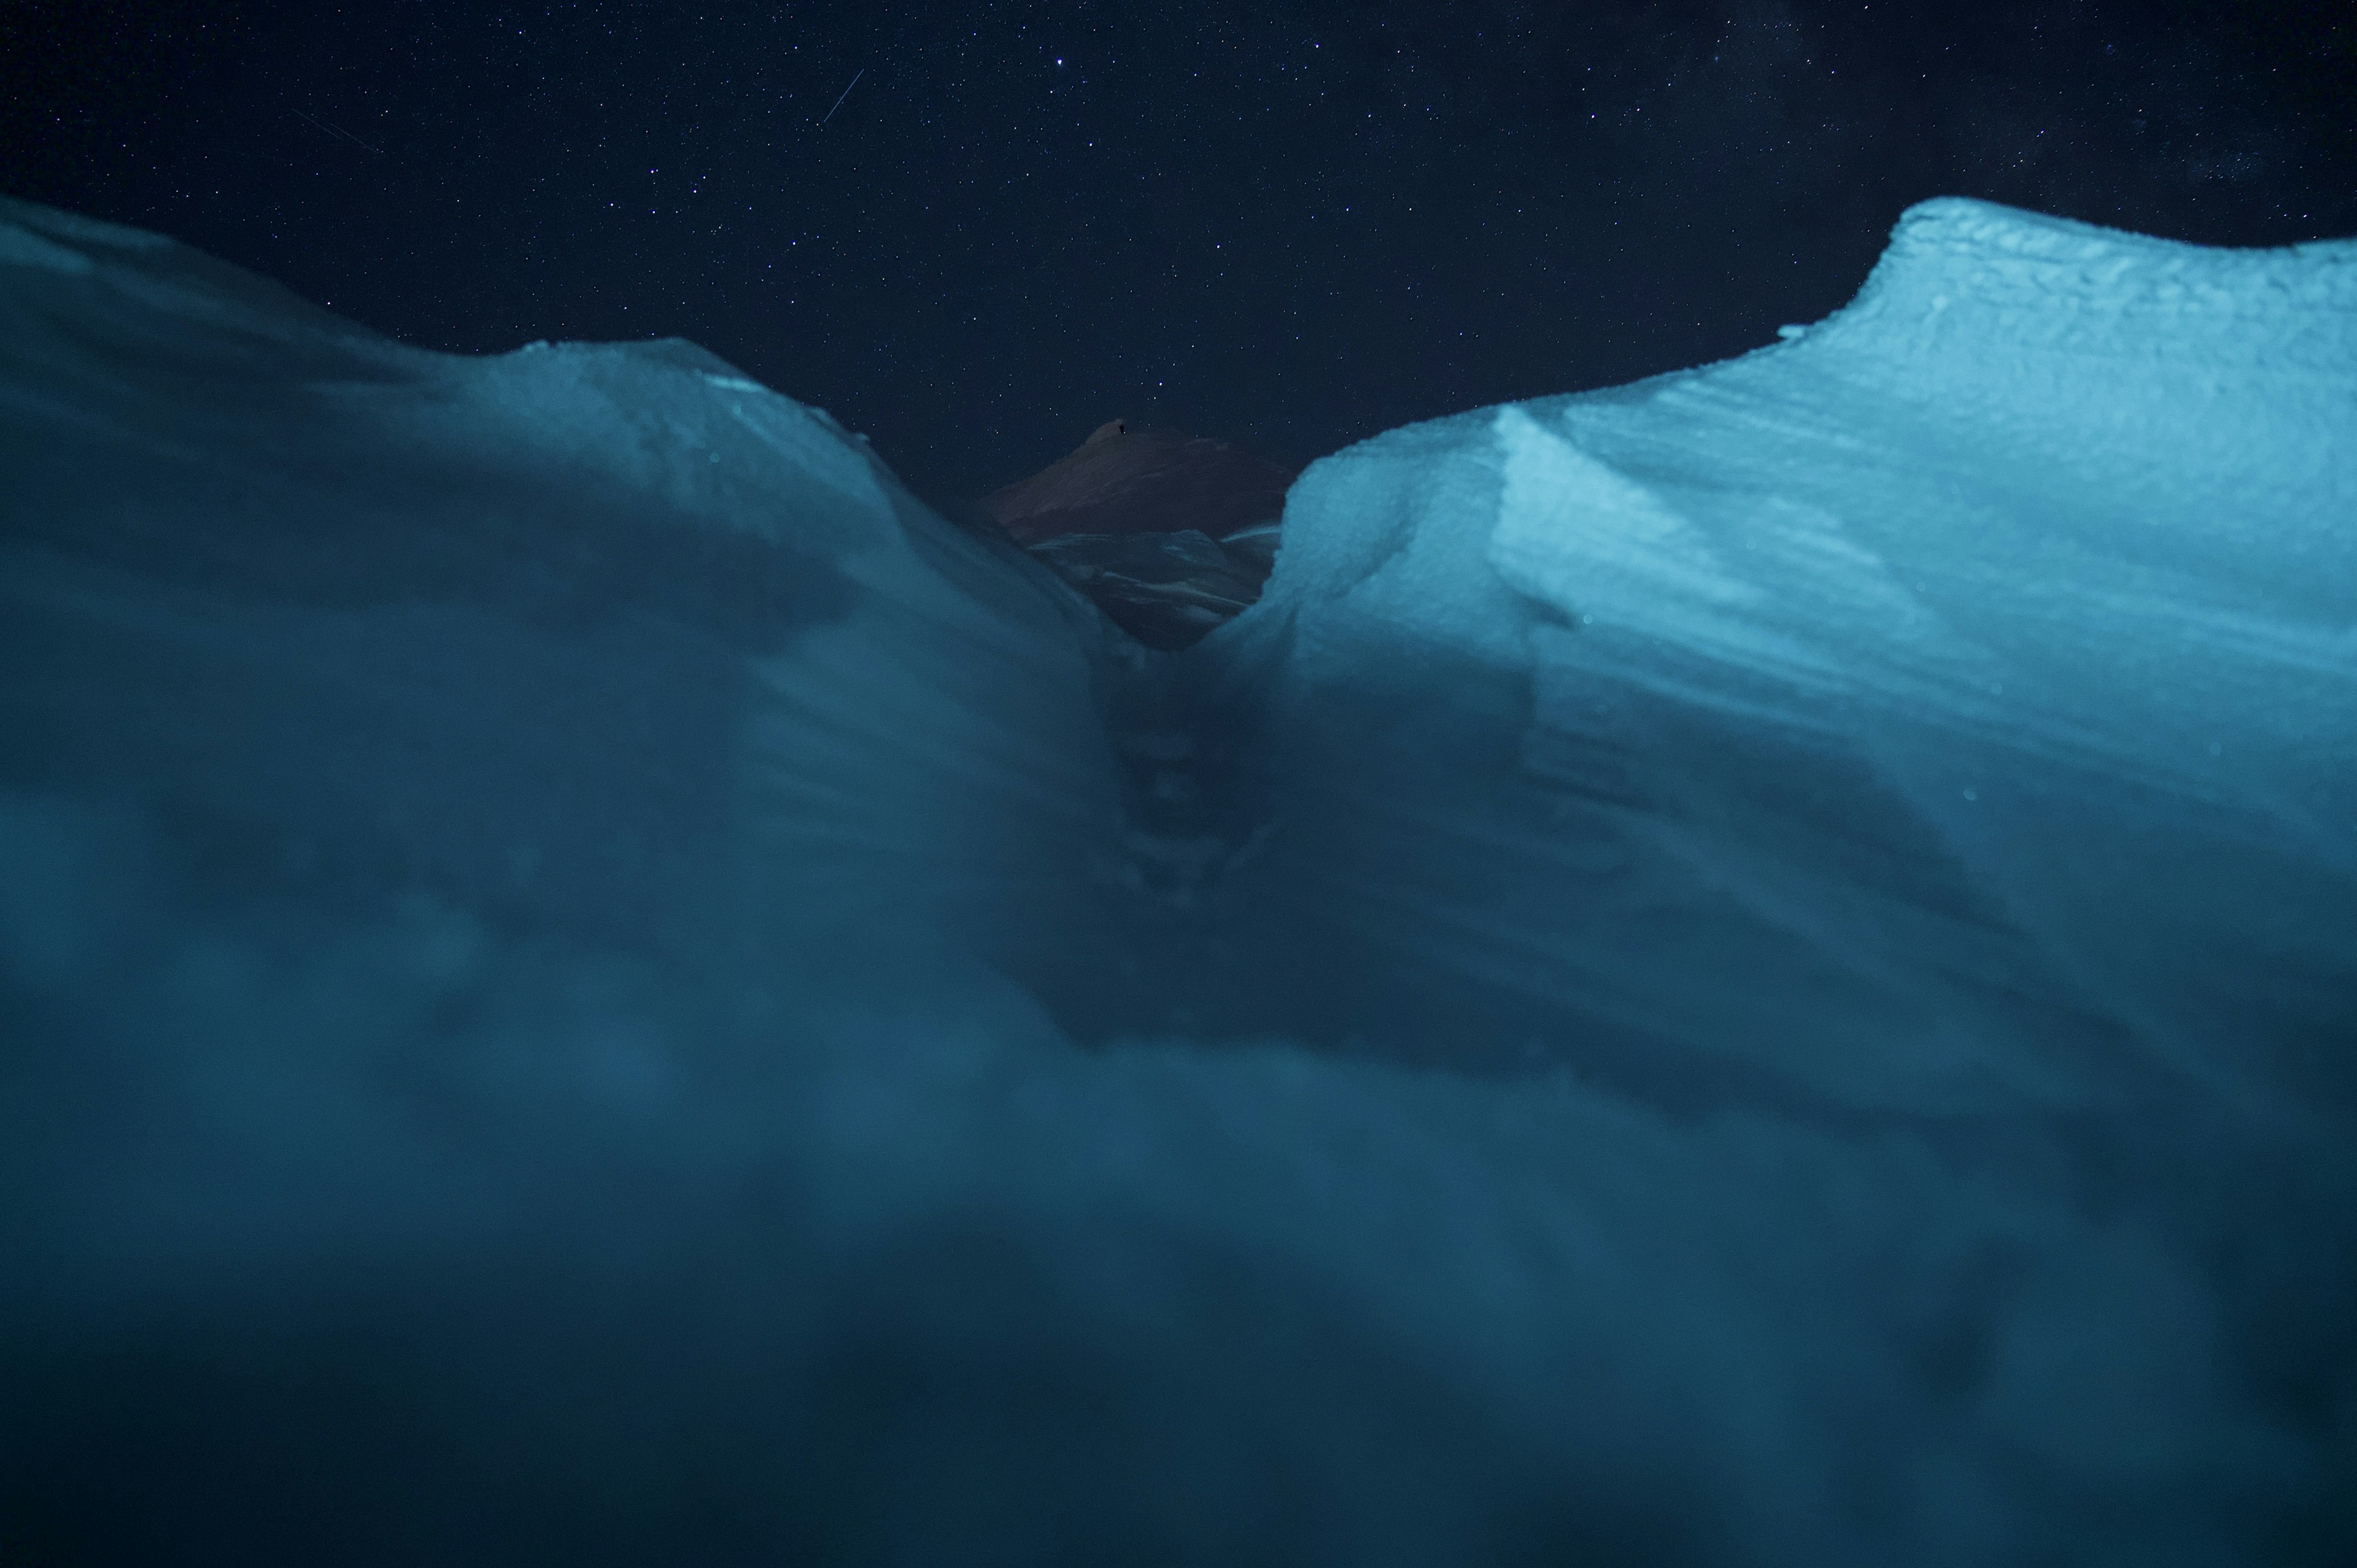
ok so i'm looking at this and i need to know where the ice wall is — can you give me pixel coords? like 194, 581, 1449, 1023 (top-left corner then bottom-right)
1169, 198, 2357, 1558
4, 194, 2354, 1566
0, 196, 1132, 991
1214, 197, 2355, 1113
0, 195, 1144, 1517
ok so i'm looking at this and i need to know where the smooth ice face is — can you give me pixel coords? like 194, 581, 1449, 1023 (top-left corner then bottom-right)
3, 193, 2355, 1567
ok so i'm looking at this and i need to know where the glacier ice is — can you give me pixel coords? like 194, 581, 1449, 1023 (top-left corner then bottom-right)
1209, 197, 2357, 1111
1, 193, 2353, 1566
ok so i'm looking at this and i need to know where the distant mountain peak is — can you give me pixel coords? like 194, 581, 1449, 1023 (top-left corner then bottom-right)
981, 423, 1295, 546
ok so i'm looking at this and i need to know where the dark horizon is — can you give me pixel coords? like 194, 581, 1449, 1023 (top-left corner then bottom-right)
4, 0, 2350, 508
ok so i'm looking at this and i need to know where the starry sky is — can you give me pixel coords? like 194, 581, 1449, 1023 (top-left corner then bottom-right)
4, 1, 2351, 507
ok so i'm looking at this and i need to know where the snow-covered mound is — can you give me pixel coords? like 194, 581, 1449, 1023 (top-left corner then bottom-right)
3, 194, 2353, 1567
0, 197, 1128, 998
1208, 197, 2357, 1113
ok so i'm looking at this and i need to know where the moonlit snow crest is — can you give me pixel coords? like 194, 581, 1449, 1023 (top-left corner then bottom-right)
1, 194, 2352, 1566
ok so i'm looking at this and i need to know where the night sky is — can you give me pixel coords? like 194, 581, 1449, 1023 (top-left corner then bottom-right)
5, 1, 2351, 508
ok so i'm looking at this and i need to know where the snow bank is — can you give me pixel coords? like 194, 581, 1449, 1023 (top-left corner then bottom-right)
4, 194, 2354, 1566
1226, 196, 2355, 1114
0, 190, 1132, 1410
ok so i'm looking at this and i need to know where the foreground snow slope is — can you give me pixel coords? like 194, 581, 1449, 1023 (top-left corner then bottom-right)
2, 195, 2353, 1567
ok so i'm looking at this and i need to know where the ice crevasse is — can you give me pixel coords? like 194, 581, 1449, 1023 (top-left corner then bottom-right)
1, 193, 2353, 1567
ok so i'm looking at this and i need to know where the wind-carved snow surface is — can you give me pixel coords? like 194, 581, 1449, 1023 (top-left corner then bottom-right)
1221, 199, 2357, 1114
2, 195, 2353, 1566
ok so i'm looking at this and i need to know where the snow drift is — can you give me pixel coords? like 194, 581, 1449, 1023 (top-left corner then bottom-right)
1, 193, 2352, 1566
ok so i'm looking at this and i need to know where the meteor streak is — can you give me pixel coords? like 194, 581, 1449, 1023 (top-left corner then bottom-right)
821, 69, 864, 126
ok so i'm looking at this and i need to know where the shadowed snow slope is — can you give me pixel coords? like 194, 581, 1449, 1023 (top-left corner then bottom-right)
2, 195, 2353, 1567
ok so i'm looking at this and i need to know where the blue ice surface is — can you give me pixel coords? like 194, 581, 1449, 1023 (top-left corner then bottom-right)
1, 193, 2352, 1566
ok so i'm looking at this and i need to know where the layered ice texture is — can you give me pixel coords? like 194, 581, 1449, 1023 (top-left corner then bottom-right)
1, 195, 2352, 1566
